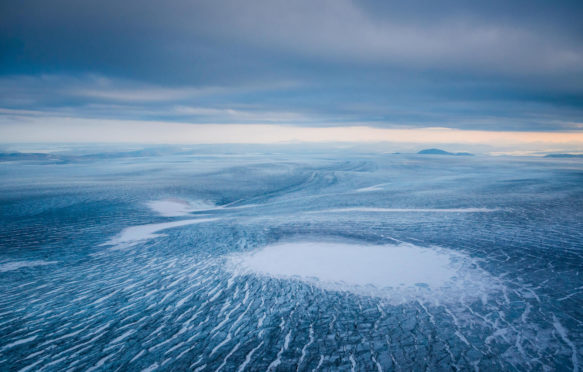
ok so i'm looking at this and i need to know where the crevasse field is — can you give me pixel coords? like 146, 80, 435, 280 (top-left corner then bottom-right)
0, 148, 582, 371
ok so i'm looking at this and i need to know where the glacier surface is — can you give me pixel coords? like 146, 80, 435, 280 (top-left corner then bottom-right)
0, 148, 582, 371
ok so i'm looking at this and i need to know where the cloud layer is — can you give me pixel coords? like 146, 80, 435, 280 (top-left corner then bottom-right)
1, 0, 582, 133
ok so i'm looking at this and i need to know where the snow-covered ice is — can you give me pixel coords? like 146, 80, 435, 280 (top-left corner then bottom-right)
314, 207, 499, 213
100, 218, 219, 250
227, 241, 495, 302
0, 260, 58, 272
146, 198, 216, 217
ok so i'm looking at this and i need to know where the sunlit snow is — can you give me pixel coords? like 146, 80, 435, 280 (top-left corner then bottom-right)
227, 241, 495, 302
100, 218, 219, 250
146, 198, 216, 216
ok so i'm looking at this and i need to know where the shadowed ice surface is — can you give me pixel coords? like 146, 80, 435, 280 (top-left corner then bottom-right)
0, 148, 582, 371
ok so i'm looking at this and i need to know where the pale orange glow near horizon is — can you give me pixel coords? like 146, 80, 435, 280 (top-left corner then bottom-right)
1, 117, 583, 152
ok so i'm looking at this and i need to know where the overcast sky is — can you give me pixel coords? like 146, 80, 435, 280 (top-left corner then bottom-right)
1, 0, 582, 148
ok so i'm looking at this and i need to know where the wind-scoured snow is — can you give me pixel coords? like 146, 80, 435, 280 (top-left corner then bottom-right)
314, 207, 499, 213
0, 260, 58, 272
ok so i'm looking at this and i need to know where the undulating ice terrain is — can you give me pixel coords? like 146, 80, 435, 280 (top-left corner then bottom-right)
0, 147, 582, 371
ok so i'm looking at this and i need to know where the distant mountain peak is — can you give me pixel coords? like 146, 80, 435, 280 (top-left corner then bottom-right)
417, 148, 473, 156
544, 153, 583, 158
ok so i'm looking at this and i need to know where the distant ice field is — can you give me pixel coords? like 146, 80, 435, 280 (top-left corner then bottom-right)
0, 150, 582, 371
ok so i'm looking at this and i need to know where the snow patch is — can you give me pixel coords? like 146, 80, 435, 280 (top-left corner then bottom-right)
227, 241, 497, 303
355, 183, 389, 193
101, 218, 219, 250
0, 260, 58, 272
146, 198, 216, 217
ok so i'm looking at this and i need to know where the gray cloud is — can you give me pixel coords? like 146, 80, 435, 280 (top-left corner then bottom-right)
1, 0, 582, 131
3, 0, 582, 75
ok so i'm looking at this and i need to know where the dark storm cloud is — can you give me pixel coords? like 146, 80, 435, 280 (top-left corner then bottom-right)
1, 0, 582, 130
